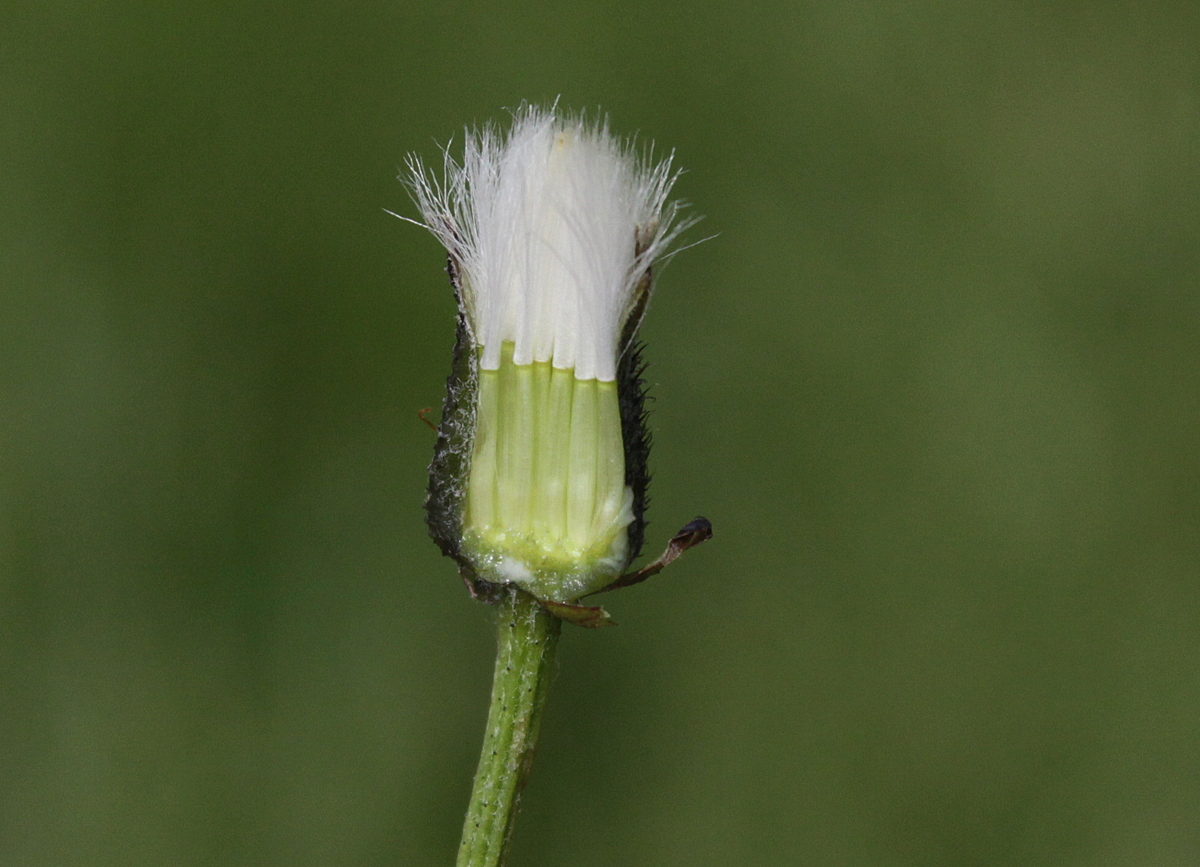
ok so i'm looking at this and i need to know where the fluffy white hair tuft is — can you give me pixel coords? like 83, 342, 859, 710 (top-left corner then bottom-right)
407, 105, 687, 382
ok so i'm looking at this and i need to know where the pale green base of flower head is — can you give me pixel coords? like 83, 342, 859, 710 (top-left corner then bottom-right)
461, 342, 634, 602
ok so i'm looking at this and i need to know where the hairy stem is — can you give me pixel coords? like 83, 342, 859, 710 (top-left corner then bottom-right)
456, 587, 562, 867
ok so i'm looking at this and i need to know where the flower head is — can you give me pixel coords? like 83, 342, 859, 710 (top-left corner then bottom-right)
408, 105, 690, 605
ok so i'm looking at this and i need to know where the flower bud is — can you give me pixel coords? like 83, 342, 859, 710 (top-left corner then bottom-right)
408, 106, 688, 605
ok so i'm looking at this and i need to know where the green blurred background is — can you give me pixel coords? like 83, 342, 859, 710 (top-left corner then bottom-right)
3, 2, 1199, 865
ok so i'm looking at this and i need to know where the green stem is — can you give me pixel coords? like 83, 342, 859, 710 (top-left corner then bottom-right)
457, 587, 562, 867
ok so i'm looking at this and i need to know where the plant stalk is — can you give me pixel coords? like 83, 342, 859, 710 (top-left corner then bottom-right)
456, 587, 562, 867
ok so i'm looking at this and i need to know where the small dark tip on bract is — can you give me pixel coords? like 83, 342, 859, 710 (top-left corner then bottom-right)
538, 514, 713, 626
584, 515, 714, 599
